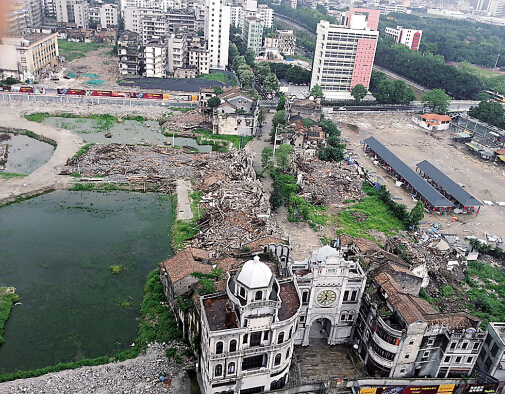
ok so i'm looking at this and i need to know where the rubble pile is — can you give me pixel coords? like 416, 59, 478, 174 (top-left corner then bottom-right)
192, 151, 283, 254
293, 156, 366, 205
161, 109, 211, 132
67, 146, 283, 255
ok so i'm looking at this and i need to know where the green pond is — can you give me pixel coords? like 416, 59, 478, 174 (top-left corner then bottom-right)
40, 117, 212, 151
2, 134, 54, 175
0, 190, 173, 374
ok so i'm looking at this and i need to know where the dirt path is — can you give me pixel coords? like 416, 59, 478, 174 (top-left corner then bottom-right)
0, 103, 84, 203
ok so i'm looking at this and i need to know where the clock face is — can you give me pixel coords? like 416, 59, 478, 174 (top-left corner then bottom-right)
317, 290, 337, 306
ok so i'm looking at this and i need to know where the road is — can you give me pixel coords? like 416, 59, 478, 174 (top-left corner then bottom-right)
0, 105, 83, 204
372, 65, 430, 93
273, 14, 316, 40
323, 100, 480, 114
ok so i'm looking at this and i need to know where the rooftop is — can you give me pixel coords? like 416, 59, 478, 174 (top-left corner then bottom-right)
421, 113, 452, 122
236, 256, 273, 289
203, 295, 238, 331
240, 236, 286, 253
364, 136, 454, 208
278, 281, 300, 321
159, 248, 212, 283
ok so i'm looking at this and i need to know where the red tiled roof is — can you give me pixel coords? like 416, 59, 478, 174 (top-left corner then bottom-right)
278, 280, 300, 321
421, 113, 452, 122
159, 249, 213, 283
241, 236, 286, 252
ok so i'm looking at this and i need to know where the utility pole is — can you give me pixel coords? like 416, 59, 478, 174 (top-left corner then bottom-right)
495, 54, 501, 69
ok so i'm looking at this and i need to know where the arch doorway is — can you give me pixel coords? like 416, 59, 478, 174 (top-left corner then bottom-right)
309, 318, 332, 339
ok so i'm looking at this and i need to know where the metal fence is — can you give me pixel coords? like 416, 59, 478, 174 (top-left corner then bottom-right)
0, 93, 198, 108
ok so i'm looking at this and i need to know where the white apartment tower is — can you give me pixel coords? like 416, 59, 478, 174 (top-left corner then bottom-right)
310, 12, 379, 100
205, 0, 230, 70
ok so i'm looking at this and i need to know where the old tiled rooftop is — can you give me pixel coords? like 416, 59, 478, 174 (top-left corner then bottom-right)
340, 234, 381, 253
203, 295, 238, 331
159, 248, 213, 283
240, 236, 286, 253
278, 281, 300, 321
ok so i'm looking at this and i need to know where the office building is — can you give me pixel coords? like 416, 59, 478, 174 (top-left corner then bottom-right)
242, 16, 263, 56
385, 26, 422, 51
310, 10, 379, 100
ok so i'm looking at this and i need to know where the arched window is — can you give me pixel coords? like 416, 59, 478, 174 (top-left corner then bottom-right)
228, 362, 235, 374
274, 353, 281, 366
255, 290, 262, 300
286, 348, 290, 359
216, 341, 223, 354
302, 290, 309, 304
229, 339, 237, 352
288, 327, 292, 339
215, 364, 222, 377
278, 332, 284, 344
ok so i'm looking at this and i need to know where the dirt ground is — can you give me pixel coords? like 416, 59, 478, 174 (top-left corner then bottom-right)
41, 47, 125, 92
330, 112, 505, 242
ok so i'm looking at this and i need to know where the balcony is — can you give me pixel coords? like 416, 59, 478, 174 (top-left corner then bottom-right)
372, 332, 399, 353
369, 348, 394, 368
377, 315, 403, 337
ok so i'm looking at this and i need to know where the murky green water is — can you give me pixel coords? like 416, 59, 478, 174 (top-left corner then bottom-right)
3, 135, 55, 175
40, 117, 211, 151
0, 190, 173, 374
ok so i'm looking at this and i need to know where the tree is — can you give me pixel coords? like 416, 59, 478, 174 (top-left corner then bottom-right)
272, 110, 286, 129
214, 86, 223, 95
369, 70, 387, 93
318, 118, 340, 137
468, 100, 505, 129
238, 68, 254, 88
263, 73, 280, 92
351, 84, 368, 103
228, 43, 240, 64
318, 146, 344, 162
207, 96, 221, 108
261, 146, 274, 166
245, 48, 256, 66
232, 55, 246, 71
275, 144, 294, 173
409, 201, 425, 229
310, 85, 324, 99
373, 80, 415, 105
276, 93, 286, 111
197, 29, 204, 37
257, 107, 267, 127
422, 89, 451, 114
256, 63, 271, 82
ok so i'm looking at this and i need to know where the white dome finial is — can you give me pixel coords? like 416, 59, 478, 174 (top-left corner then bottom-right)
253, 256, 260, 262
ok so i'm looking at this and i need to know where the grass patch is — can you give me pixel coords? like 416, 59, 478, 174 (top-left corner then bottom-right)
0, 173, 27, 179
25, 113, 50, 123
194, 128, 252, 150
69, 172, 81, 178
0, 288, 20, 345
58, 40, 110, 62
69, 183, 94, 191
336, 194, 404, 239
464, 260, 505, 327
74, 143, 93, 158
109, 264, 125, 274
197, 72, 236, 85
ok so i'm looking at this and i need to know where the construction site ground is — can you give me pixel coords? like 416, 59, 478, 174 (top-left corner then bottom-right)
331, 112, 505, 243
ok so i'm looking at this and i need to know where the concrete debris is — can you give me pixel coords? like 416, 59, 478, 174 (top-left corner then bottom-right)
292, 156, 366, 205
161, 109, 212, 132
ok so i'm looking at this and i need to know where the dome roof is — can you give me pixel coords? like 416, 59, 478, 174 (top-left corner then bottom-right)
236, 256, 273, 289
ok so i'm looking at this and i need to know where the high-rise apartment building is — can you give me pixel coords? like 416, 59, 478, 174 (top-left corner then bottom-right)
310, 9, 380, 100
89, 4, 118, 28
242, 16, 263, 56
55, 0, 88, 27
385, 26, 422, 51
204, 0, 230, 70
257, 4, 273, 28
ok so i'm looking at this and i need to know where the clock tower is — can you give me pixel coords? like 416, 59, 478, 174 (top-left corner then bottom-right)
291, 244, 366, 346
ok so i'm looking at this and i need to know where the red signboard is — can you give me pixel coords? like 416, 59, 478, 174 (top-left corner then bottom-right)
0, 86, 12, 92
360, 384, 498, 394
66, 89, 87, 95
19, 86, 34, 93
142, 93, 163, 100
90, 90, 112, 97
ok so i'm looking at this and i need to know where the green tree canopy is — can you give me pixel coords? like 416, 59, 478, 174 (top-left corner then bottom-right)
422, 89, 451, 114
228, 43, 239, 65
310, 85, 324, 99
256, 63, 271, 82
245, 48, 256, 66
272, 110, 286, 129
232, 55, 246, 71
214, 86, 223, 95
318, 118, 340, 137
373, 80, 416, 105
207, 96, 221, 108
263, 73, 280, 92
261, 146, 274, 166
468, 100, 505, 129
275, 144, 294, 173
351, 84, 368, 103
369, 70, 387, 93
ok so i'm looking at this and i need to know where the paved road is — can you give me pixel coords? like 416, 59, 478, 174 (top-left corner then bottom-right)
0, 106, 84, 203
176, 179, 194, 220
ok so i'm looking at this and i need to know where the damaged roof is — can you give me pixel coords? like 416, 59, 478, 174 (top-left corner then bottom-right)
159, 248, 213, 283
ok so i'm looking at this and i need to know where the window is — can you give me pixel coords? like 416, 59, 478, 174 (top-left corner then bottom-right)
456, 356, 462, 363
264, 331, 269, 341
343, 290, 349, 302
467, 357, 473, 364
462, 342, 468, 350
239, 287, 246, 298
427, 337, 435, 346
400, 368, 406, 373
255, 291, 262, 300
274, 353, 281, 365
216, 341, 223, 354
229, 339, 237, 352
250, 332, 261, 347
215, 364, 222, 377
492, 343, 499, 357
409, 340, 414, 345
445, 356, 451, 362
302, 291, 309, 304
228, 362, 235, 374
286, 348, 290, 358
473, 342, 480, 350
278, 332, 284, 344
300, 316, 305, 322
450, 342, 456, 350
405, 354, 410, 359
243, 334, 248, 344
288, 328, 292, 340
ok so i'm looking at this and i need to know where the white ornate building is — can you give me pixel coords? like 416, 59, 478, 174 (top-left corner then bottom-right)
292, 245, 366, 346
199, 256, 300, 394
